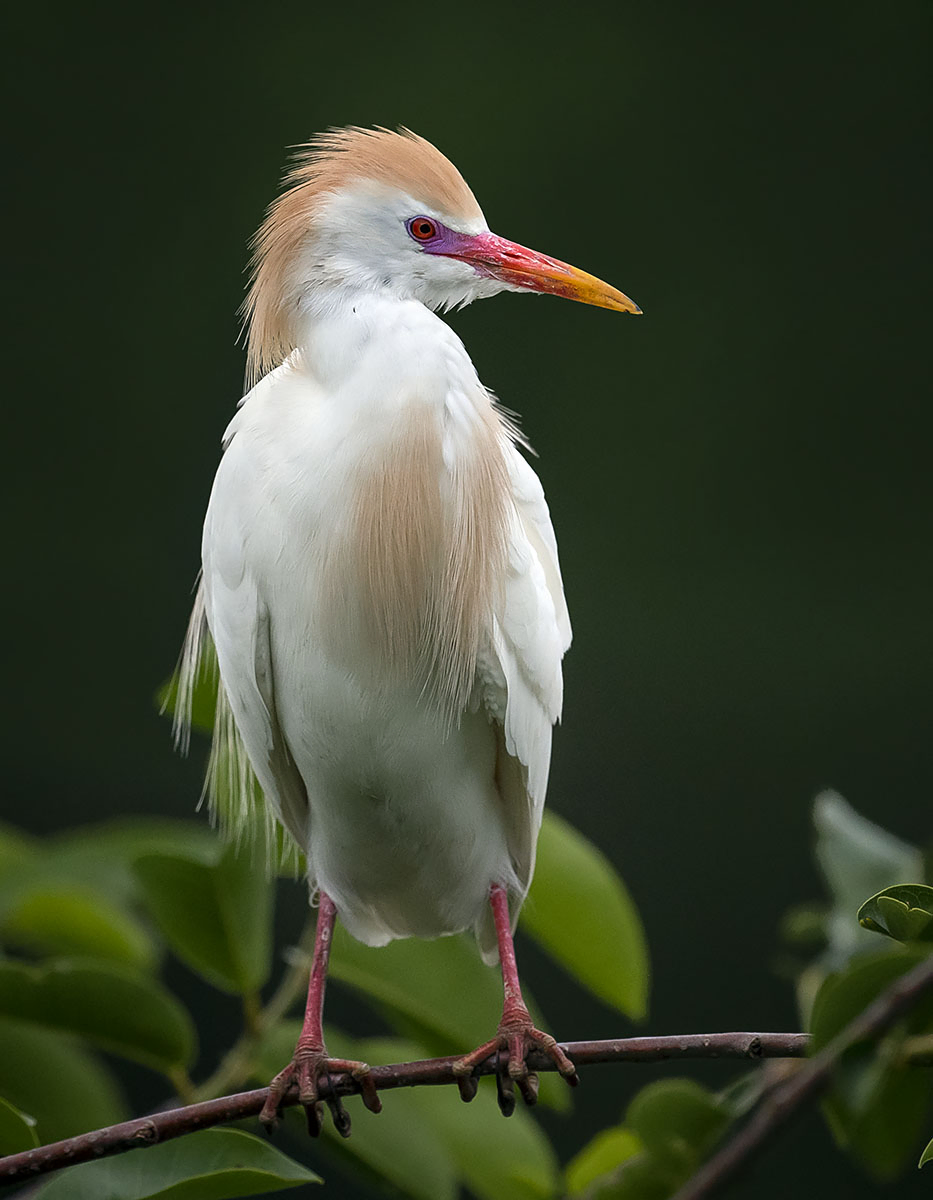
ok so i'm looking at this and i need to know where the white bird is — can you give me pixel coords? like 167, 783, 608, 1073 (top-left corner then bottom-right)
176, 126, 639, 1134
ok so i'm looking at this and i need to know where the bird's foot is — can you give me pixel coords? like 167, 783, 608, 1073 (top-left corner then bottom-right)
259, 1043, 382, 1137
452, 1007, 578, 1115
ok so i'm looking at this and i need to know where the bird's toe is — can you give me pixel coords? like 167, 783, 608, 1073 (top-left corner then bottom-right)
259, 1062, 298, 1132
261, 1049, 381, 1138
326, 1092, 352, 1138
515, 1070, 540, 1107
495, 1056, 516, 1117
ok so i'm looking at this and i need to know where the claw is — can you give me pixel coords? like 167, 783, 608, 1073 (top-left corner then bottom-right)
455, 1072, 479, 1103
305, 1100, 325, 1138
495, 1050, 516, 1117
327, 1093, 352, 1138
550, 1043, 579, 1085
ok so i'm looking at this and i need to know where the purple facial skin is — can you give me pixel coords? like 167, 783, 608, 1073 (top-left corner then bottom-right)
406, 215, 641, 314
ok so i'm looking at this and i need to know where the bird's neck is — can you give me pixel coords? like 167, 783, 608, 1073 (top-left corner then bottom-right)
295, 289, 439, 393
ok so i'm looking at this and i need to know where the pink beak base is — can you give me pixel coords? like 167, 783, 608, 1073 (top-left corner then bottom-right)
449, 231, 641, 315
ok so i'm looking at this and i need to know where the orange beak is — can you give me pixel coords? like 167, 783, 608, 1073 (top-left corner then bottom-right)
450, 231, 641, 314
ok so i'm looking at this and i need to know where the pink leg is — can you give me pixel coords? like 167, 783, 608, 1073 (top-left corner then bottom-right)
453, 884, 578, 1114
259, 892, 381, 1137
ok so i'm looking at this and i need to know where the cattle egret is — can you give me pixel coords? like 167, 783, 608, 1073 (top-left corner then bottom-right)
176, 127, 639, 1135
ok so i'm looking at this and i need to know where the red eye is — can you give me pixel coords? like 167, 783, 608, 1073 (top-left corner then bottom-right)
408, 217, 437, 241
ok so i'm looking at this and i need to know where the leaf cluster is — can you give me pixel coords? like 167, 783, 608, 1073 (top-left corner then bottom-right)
0, 804, 649, 1198
2, 735, 931, 1198
561, 794, 933, 1198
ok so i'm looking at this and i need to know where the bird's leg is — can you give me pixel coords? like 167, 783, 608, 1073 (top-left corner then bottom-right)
453, 884, 578, 1114
259, 892, 381, 1137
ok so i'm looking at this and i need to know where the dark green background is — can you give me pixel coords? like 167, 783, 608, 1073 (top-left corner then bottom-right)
6, 1, 931, 1195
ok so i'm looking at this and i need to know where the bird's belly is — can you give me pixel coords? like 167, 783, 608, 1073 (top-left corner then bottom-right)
278, 660, 513, 946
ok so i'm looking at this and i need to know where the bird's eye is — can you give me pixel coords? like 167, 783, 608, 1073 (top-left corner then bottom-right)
407, 217, 438, 242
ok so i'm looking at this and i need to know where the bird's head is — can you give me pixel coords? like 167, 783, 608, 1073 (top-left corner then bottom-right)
245, 127, 639, 385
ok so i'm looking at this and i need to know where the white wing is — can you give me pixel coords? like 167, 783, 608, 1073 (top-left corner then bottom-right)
176, 403, 310, 863
480, 444, 571, 900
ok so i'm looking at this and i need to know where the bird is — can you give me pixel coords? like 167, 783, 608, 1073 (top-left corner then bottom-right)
175, 126, 639, 1136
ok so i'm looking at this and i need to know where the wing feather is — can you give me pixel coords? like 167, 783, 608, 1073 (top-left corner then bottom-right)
482, 445, 571, 902
176, 564, 309, 872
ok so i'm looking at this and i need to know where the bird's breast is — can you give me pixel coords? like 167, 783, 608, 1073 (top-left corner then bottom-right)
318, 386, 511, 720
225, 321, 514, 721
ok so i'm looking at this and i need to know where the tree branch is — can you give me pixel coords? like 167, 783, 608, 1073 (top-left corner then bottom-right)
0, 1031, 808, 1186
672, 954, 933, 1200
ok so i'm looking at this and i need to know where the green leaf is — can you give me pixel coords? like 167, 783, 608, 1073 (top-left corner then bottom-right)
565, 1081, 733, 1200
0, 958, 196, 1073
810, 949, 933, 1051
592, 1152, 678, 1200
627, 1079, 730, 1171
46, 820, 220, 901
407, 1060, 560, 1200
32, 1128, 320, 1199
0, 822, 221, 943
858, 884, 933, 944
1, 886, 157, 970
523, 812, 649, 1020
260, 1027, 457, 1200
329, 926, 502, 1051
565, 1126, 643, 1195
349, 1035, 559, 1200
0, 1095, 38, 1154
810, 949, 933, 1179
0, 822, 221, 974
134, 842, 272, 995
813, 792, 923, 965
0, 1017, 126, 1142
824, 1049, 931, 1181
920, 1136, 933, 1168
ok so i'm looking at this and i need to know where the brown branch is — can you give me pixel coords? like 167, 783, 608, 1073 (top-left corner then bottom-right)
672, 954, 933, 1200
0, 1031, 807, 1186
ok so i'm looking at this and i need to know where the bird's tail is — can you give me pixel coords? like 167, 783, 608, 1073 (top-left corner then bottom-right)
173, 582, 301, 877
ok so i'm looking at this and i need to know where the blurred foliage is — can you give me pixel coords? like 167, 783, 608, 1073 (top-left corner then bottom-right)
134, 842, 273, 996
556, 795, 933, 1198
1, 681, 929, 1197
0, 791, 929, 1197
810, 951, 932, 1180
0, 806, 647, 1199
